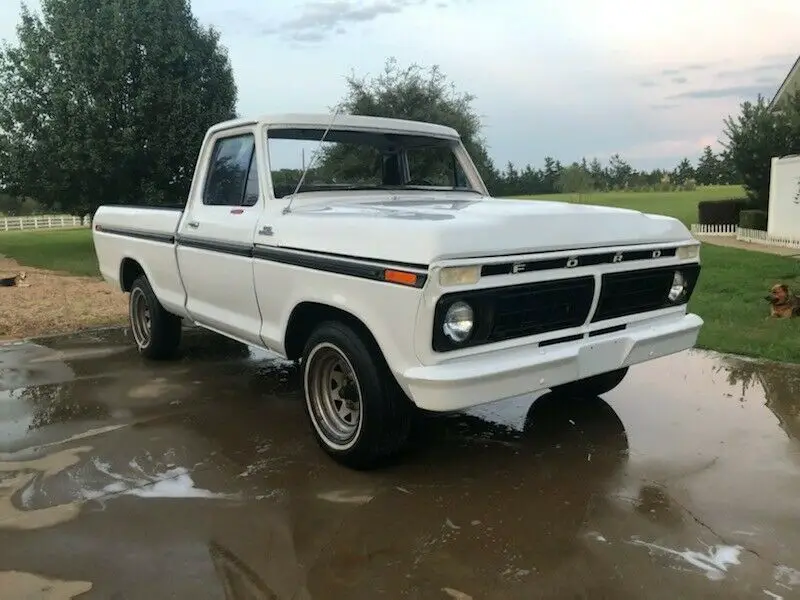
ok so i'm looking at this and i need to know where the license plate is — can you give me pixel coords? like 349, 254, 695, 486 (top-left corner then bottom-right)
577, 338, 630, 379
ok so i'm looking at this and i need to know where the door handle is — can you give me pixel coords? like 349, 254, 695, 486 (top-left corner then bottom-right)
187, 221, 199, 229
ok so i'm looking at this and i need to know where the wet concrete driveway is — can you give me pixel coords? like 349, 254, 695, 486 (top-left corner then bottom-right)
1, 328, 800, 599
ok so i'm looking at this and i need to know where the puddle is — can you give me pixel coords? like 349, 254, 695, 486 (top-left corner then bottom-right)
0, 425, 236, 531
0, 445, 90, 530
0, 571, 92, 599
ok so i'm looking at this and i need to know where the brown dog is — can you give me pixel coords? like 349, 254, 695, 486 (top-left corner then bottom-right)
765, 283, 800, 318
0, 271, 26, 287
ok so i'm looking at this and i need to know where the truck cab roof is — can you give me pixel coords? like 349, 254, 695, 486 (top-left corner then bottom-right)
208, 113, 461, 139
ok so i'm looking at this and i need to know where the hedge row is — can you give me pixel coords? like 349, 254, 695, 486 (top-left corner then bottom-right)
739, 209, 768, 230
696, 198, 768, 230
697, 198, 749, 225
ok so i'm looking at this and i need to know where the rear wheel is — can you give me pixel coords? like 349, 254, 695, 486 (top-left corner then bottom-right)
129, 275, 182, 360
301, 321, 412, 469
552, 367, 629, 398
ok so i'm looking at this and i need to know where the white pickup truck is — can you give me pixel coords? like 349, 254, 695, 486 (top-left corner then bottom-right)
93, 113, 703, 468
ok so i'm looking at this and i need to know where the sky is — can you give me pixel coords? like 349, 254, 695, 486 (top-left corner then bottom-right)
1, 0, 798, 171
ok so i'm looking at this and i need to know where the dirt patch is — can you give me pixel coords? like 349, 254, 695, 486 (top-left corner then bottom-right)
0, 257, 127, 341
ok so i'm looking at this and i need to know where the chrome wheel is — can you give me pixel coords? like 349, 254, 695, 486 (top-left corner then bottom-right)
129, 287, 152, 349
304, 342, 363, 450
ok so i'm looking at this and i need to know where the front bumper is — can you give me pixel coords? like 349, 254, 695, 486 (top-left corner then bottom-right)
400, 313, 703, 412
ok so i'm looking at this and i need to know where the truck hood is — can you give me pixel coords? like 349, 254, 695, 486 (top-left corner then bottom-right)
277, 194, 693, 265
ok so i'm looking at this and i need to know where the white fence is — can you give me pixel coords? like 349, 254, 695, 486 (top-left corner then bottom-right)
1, 214, 90, 232
737, 227, 800, 250
689, 224, 738, 236
691, 223, 800, 250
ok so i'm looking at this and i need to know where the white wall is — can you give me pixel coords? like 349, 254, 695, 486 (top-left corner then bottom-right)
768, 155, 800, 239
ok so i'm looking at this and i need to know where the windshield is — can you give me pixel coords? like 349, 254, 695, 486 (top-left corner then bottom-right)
266, 127, 478, 199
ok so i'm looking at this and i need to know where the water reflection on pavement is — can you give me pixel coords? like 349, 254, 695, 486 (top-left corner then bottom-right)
0, 327, 799, 599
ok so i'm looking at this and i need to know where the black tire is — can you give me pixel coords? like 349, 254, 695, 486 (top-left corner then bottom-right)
129, 275, 182, 360
301, 320, 413, 470
552, 367, 629, 398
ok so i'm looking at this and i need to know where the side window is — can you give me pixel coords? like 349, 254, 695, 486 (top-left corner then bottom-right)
203, 134, 256, 206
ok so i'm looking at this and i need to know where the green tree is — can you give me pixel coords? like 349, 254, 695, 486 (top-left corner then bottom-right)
721, 92, 800, 209
672, 157, 695, 185
607, 154, 633, 189
695, 145, 720, 185
323, 57, 498, 192
556, 162, 594, 193
0, 0, 237, 216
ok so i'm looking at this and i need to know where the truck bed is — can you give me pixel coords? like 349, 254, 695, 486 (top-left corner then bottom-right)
93, 205, 189, 318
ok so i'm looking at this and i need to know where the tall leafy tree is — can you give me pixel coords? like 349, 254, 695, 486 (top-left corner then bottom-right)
672, 157, 695, 184
695, 145, 721, 185
0, 0, 237, 215
321, 57, 499, 192
721, 92, 800, 208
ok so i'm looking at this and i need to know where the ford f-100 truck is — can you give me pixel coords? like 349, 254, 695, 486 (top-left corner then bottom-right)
92, 113, 703, 469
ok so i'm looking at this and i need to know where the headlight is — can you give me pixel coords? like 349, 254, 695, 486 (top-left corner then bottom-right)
439, 265, 480, 286
443, 301, 474, 343
668, 271, 687, 303
676, 244, 700, 261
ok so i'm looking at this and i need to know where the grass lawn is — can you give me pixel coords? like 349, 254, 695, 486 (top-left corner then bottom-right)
2, 195, 800, 364
0, 228, 99, 277
518, 184, 746, 226
689, 244, 800, 363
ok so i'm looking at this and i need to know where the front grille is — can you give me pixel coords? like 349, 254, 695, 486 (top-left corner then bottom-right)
432, 276, 595, 351
592, 265, 700, 322
487, 277, 595, 341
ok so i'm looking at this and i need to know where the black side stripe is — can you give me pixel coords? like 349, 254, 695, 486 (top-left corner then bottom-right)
96, 225, 428, 288
95, 224, 175, 244
177, 235, 252, 257
274, 245, 428, 272
253, 246, 428, 286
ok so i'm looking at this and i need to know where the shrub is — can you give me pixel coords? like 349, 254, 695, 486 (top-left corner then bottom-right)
697, 198, 749, 225
739, 209, 768, 231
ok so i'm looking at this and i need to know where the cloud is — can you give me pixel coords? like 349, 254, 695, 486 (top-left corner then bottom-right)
658, 63, 711, 78
260, 0, 440, 42
667, 85, 769, 100
639, 80, 657, 88
672, 76, 688, 84
716, 61, 793, 79
651, 103, 678, 111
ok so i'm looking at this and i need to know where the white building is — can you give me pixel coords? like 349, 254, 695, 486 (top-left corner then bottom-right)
766, 55, 800, 241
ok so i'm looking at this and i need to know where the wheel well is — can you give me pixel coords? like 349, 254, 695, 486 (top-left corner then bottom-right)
284, 302, 380, 362
120, 258, 145, 292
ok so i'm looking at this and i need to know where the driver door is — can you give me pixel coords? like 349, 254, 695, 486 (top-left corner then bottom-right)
176, 129, 264, 345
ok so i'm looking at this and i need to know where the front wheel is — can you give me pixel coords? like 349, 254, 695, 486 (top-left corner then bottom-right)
129, 275, 182, 360
552, 367, 629, 398
301, 321, 412, 469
